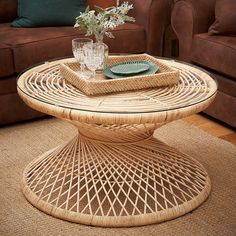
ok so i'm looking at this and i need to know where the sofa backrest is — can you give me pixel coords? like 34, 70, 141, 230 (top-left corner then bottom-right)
88, 0, 118, 9
189, 0, 216, 33
0, 0, 17, 23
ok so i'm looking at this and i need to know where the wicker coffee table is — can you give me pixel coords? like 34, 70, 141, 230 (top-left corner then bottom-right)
17, 57, 217, 227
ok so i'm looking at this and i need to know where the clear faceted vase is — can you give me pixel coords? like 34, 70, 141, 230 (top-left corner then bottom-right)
95, 35, 109, 71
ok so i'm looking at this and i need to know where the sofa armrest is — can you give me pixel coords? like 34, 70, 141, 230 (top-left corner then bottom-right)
171, 0, 215, 61
124, 0, 171, 56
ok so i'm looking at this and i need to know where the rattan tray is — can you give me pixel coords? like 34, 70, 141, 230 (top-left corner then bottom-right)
60, 54, 180, 95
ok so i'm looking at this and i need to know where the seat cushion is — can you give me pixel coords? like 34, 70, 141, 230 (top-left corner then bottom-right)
0, 43, 14, 77
191, 33, 236, 79
0, 23, 145, 74
0, 24, 82, 73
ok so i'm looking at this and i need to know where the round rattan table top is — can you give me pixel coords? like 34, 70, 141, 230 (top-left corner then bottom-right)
17, 57, 217, 124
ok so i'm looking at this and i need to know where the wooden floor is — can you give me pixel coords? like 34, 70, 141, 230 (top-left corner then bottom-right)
182, 114, 236, 145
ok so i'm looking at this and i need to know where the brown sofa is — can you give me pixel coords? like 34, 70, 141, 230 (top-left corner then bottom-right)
0, 0, 171, 125
171, 0, 236, 128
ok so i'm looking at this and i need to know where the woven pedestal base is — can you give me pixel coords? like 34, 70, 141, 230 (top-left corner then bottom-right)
22, 124, 211, 227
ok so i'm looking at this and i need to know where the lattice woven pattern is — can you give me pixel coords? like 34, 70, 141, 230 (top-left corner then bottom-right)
23, 124, 211, 227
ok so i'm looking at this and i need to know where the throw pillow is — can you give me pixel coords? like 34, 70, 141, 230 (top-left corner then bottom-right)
11, 0, 87, 27
87, 0, 117, 9
208, 0, 236, 35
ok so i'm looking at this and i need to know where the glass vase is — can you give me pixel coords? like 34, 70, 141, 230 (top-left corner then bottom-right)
95, 35, 109, 71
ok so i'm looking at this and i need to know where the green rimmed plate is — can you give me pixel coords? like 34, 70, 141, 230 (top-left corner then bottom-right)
110, 60, 150, 75
104, 60, 159, 79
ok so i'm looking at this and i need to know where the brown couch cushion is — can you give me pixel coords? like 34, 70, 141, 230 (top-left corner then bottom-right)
208, 0, 236, 35
0, 0, 17, 23
0, 43, 14, 77
191, 33, 236, 79
0, 23, 145, 73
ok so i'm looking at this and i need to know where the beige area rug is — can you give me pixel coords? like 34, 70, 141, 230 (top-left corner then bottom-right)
0, 118, 236, 236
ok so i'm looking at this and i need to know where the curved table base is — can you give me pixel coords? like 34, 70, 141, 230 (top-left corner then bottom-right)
22, 127, 211, 227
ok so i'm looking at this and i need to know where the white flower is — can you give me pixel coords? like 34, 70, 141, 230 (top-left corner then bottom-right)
74, 22, 79, 28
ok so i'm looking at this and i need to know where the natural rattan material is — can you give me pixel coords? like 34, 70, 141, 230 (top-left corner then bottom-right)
23, 125, 211, 227
17, 57, 217, 227
60, 54, 180, 95
17, 58, 217, 125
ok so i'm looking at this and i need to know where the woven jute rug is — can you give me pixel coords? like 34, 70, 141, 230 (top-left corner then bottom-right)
0, 118, 235, 236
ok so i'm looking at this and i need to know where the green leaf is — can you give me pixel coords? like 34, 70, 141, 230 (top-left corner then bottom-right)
94, 5, 106, 13
105, 31, 115, 38
85, 5, 90, 13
